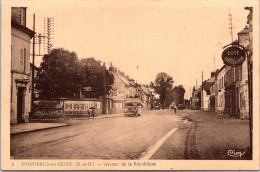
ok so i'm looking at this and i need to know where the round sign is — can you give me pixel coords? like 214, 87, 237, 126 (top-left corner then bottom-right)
221, 45, 247, 67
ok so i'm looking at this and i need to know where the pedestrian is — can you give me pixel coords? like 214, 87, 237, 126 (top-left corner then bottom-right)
174, 104, 177, 114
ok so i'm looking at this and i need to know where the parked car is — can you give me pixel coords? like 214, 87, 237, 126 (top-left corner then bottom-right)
124, 101, 143, 117
177, 104, 185, 110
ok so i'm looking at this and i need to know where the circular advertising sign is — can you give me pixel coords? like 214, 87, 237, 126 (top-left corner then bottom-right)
221, 45, 247, 67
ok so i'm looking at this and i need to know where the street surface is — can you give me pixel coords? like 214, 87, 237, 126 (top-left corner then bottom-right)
11, 109, 182, 159
151, 110, 251, 160
11, 109, 251, 160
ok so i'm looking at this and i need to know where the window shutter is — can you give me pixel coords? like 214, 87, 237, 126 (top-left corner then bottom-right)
24, 48, 26, 72
27, 49, 30, 73
20, 48, 24, 72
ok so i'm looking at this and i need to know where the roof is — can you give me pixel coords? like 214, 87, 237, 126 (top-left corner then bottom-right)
11, 21, 35, 38
113, 72, 130, 86
140, 85, 150, 95
238, 27, 250, 34
202, 81, 211, 91
216, 65, 226, 75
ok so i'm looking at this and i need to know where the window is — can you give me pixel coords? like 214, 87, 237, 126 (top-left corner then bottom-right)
27, 49, 30, 73
221, 77, 223, 88
19, 48, 28, 73
20, 48, 24, 72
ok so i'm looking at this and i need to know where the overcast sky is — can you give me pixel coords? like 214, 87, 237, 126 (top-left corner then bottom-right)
15, 0, 255, 98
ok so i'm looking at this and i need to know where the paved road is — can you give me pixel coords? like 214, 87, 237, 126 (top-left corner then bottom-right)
11, 109, 183, 159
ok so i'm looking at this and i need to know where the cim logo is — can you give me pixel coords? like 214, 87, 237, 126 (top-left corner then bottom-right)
222, 45, 247, 67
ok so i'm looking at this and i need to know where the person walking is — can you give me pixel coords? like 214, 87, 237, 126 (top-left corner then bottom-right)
173, 104, 177, 114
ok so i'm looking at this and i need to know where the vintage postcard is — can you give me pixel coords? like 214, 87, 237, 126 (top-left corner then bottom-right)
1, 0, 259, 170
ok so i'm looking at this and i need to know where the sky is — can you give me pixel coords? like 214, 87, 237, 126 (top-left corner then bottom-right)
13, 0, 255, 99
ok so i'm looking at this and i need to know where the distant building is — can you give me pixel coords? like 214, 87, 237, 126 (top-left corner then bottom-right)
11, 7, 35, 124
107, 65, 155, 113
201, 80, 211, 111
216, 65, 226, 113
108, 66, 141, 113
209, 71, 217, 111
191, 87, 201, 110
140, 85, 152, 110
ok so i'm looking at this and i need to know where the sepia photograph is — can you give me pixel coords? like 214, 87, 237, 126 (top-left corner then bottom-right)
1, 0, 259, 170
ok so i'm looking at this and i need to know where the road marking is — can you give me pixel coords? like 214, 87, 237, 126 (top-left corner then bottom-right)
140, 127, 178, 160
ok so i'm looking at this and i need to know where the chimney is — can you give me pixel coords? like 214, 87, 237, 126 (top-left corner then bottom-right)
11, 7, 27, 26
211, 72, 216, 77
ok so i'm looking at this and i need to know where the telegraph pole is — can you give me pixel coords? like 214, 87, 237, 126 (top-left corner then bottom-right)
214, 52, 216, 72
31, 13, 35, 117
201, 71, 203, 110
229, 8, 234, 42
103, 62, 108, 114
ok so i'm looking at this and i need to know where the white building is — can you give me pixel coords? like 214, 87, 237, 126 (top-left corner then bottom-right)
216, 65, 226, 113
11, 7, 35, 124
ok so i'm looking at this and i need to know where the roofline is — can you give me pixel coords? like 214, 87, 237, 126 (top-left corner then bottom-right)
11, 21, 35, 37
113, 72, 130, 86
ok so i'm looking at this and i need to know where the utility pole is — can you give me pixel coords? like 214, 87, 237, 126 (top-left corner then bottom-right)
103, 62, 108, 114
214, 52, 216, 72
31, 13, 35, 117
229, 8, 234, 42
44, 17, 55, 54
201, 71, 203, 110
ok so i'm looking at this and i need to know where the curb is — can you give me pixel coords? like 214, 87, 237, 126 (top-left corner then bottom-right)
11, 123, 68, 135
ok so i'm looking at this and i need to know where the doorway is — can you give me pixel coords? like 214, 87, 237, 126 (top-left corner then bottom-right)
17, 87, 25, 123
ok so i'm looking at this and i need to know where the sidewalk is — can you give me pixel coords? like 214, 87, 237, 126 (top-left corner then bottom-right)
62, 113, 124, 120
11, 113, 124, 134
151, 110, 251, 160
11, 123, 67, 135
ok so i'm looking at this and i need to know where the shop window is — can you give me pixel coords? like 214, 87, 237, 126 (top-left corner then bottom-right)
240, 92, 245, 108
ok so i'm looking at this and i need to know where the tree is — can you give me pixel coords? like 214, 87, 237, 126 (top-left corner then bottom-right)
79, 57, 114, 98
35, 49, 114, 100
153, 72, 174, 108
172, 85, 186, 105
35, 48, 81, 99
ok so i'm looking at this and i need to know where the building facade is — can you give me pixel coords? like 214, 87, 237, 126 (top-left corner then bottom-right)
11, 7, 35, 124
202, 81, 211, 111
236, 25, 251, 119
216, 65, 226, 113
209, 72, 217, 111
